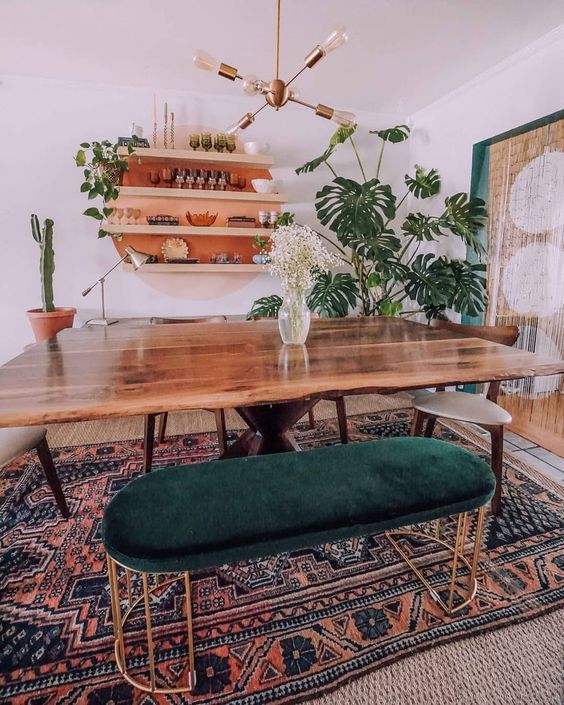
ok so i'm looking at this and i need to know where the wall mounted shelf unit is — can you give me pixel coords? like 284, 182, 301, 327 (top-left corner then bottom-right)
118, 147, 274, 169
123, 263, 268, 273
106, 225, 272, 237
116, 187, 287, 204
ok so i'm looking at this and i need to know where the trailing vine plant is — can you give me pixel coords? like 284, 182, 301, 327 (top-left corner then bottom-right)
75, 141, 134, 238
249, 124, 487, 320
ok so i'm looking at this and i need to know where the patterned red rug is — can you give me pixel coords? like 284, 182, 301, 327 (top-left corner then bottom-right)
1, 409, 563, 705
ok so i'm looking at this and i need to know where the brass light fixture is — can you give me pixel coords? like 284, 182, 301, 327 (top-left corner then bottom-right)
193, 0, 355, 135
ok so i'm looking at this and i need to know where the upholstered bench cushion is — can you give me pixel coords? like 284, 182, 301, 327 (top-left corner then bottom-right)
102, 437, 495, 573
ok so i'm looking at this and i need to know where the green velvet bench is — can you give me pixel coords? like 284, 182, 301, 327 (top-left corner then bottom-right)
101, 436, 494, 696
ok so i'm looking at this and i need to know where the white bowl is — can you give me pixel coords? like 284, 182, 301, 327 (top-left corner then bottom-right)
244, 141, 270, 155
252, 179, 281, 194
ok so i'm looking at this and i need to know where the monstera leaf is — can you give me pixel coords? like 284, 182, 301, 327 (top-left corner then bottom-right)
246, 295, 282, 320
330, 124, 357, 146
401, 213, 445, 242
295, 146, 336, 175
307, 272, 358, 317
369, 124, 410, 143
403, 254, 452, 308
316, 177, 396, 245
377, 299, 403, 317
404, 165, 441, 199
351, 230, 401, 261
444, 260, 487, 317
442, 193, 487, 256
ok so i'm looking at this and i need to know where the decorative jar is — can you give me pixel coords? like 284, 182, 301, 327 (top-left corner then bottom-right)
278, 291, 311, 345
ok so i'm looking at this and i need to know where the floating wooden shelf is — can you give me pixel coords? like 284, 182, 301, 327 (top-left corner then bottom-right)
105, 224, 272, 237
116, 187, 287, 204
123, 263, 268, 273
119, 146, 274, 169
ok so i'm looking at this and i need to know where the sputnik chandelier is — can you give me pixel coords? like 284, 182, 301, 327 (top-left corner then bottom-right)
193, 0, 355, 135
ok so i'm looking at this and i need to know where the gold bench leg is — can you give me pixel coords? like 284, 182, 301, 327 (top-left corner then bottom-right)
105, 555, 196, 694
386, 505, 487, 617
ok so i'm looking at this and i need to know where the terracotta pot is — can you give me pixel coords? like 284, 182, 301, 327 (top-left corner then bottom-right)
26, 307, 76, 342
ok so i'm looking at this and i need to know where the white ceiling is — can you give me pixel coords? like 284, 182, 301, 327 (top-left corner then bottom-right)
1, 0, 563, 114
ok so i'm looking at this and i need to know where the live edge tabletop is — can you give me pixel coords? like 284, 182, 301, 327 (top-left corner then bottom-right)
0, 317, 562, 428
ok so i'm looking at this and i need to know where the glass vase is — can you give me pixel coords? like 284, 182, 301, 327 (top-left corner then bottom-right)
278, 292, 311, 345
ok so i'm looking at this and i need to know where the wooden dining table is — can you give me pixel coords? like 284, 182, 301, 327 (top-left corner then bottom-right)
0, 317, 562, 458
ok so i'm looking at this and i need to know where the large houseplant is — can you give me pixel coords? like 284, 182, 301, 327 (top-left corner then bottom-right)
249, 124, 487, 320
75, 140, 133, 239
26, 214, 76, 342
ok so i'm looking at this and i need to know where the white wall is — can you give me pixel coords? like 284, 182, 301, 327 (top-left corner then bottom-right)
409, 26, 564, 259
0, 74, 408, 363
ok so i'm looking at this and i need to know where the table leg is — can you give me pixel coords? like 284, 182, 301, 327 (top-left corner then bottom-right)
223, 400, 316, 459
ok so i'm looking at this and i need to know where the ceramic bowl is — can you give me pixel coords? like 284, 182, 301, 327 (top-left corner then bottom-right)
251, 179, 281, 194
244, 141, 270, 155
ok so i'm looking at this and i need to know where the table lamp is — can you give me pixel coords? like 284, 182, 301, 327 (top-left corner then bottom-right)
82, 246, 151, 326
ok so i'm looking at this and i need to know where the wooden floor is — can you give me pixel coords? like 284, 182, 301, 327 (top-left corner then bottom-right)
500, 391, 564, 457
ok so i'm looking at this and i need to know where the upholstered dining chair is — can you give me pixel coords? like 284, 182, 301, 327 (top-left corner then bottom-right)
143, 316, 228, 473
0, 426, 69, 517
411, 319, 520, 515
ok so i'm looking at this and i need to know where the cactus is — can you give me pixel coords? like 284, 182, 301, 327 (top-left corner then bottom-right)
31, 214, 56, 313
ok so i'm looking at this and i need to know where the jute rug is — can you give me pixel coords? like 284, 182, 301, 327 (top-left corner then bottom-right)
1, 409, 563, 704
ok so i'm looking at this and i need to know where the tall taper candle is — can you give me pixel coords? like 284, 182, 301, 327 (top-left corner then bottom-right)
164, 102, 168, 149
152, 94, 157, 147
170, 112, 175, 150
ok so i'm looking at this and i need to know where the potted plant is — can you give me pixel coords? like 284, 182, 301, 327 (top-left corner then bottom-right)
252, 234, 270, 264
26, 215, 76, 342
75, 140, 134, 238
249, 124, 487, 321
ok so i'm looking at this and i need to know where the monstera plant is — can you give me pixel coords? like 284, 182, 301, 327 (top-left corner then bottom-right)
249, 124, 487, 320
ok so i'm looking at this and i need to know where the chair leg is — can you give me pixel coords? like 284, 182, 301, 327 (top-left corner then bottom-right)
143, 414, 156, 474
489, 425, 504, 516
35, 437, 69, 518
307, 407, 316, 429
335, 396, 348, 444
214, 408, 227, 456
411, 409, 427, 436
424, 415, 438, 438
157, 412, 168, 444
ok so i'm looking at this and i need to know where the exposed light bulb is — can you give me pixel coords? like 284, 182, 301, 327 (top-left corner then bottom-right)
288, 86, 301, 100
242, 74, 268, 96
193, 49, 220, 72
226, 112, 255, 136
331, 109, 356, 128
320, 25, 348, 54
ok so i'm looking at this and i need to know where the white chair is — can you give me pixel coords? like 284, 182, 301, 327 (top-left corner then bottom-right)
0, 426, 69, 517
411, 319, 519, 516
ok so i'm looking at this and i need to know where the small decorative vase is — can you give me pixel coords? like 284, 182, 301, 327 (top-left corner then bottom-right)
278, 291, 311, 345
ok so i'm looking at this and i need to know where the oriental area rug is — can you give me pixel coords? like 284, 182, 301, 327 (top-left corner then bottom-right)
1, 409, 563, 704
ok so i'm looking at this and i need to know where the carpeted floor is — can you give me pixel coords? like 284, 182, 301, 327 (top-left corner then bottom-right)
1, 404, 563, 704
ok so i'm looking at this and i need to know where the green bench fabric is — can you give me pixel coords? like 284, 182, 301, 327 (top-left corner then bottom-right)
101, 437, 495, 574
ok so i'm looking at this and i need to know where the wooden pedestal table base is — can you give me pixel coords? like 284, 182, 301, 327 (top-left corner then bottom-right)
223, 400, 317, 458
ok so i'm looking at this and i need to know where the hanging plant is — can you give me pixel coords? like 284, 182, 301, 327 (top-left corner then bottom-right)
75, 140, 134, 238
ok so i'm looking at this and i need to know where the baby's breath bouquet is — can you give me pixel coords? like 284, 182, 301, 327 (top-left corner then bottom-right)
268, 224, 342, 343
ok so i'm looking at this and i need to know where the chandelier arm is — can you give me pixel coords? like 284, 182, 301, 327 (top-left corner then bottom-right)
288, 96, 317, 111
284, 63, 310, 88
275, 0, 282, 80
251, 101, 271, 119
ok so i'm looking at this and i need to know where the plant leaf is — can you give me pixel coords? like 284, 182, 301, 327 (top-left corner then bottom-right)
369, 124, 410, 143
307, 272, 358, 317
275, 212, 295, 228
444, 259, 487, 316
350, 229, 401, 261
75, 149, 86, 167
83, 207, 103, 220
329, 124, 356, 147
403, 253, 451, 308
295, 146, 335, 175
404, 165, 441, 199
315, 177, 396, 245
441, 193, 488, 257
401, 213, 445, 241
377, 299, 403, 317
247, 295, 283, 320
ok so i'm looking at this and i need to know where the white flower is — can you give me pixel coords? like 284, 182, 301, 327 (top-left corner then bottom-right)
268, 224, 342, 295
